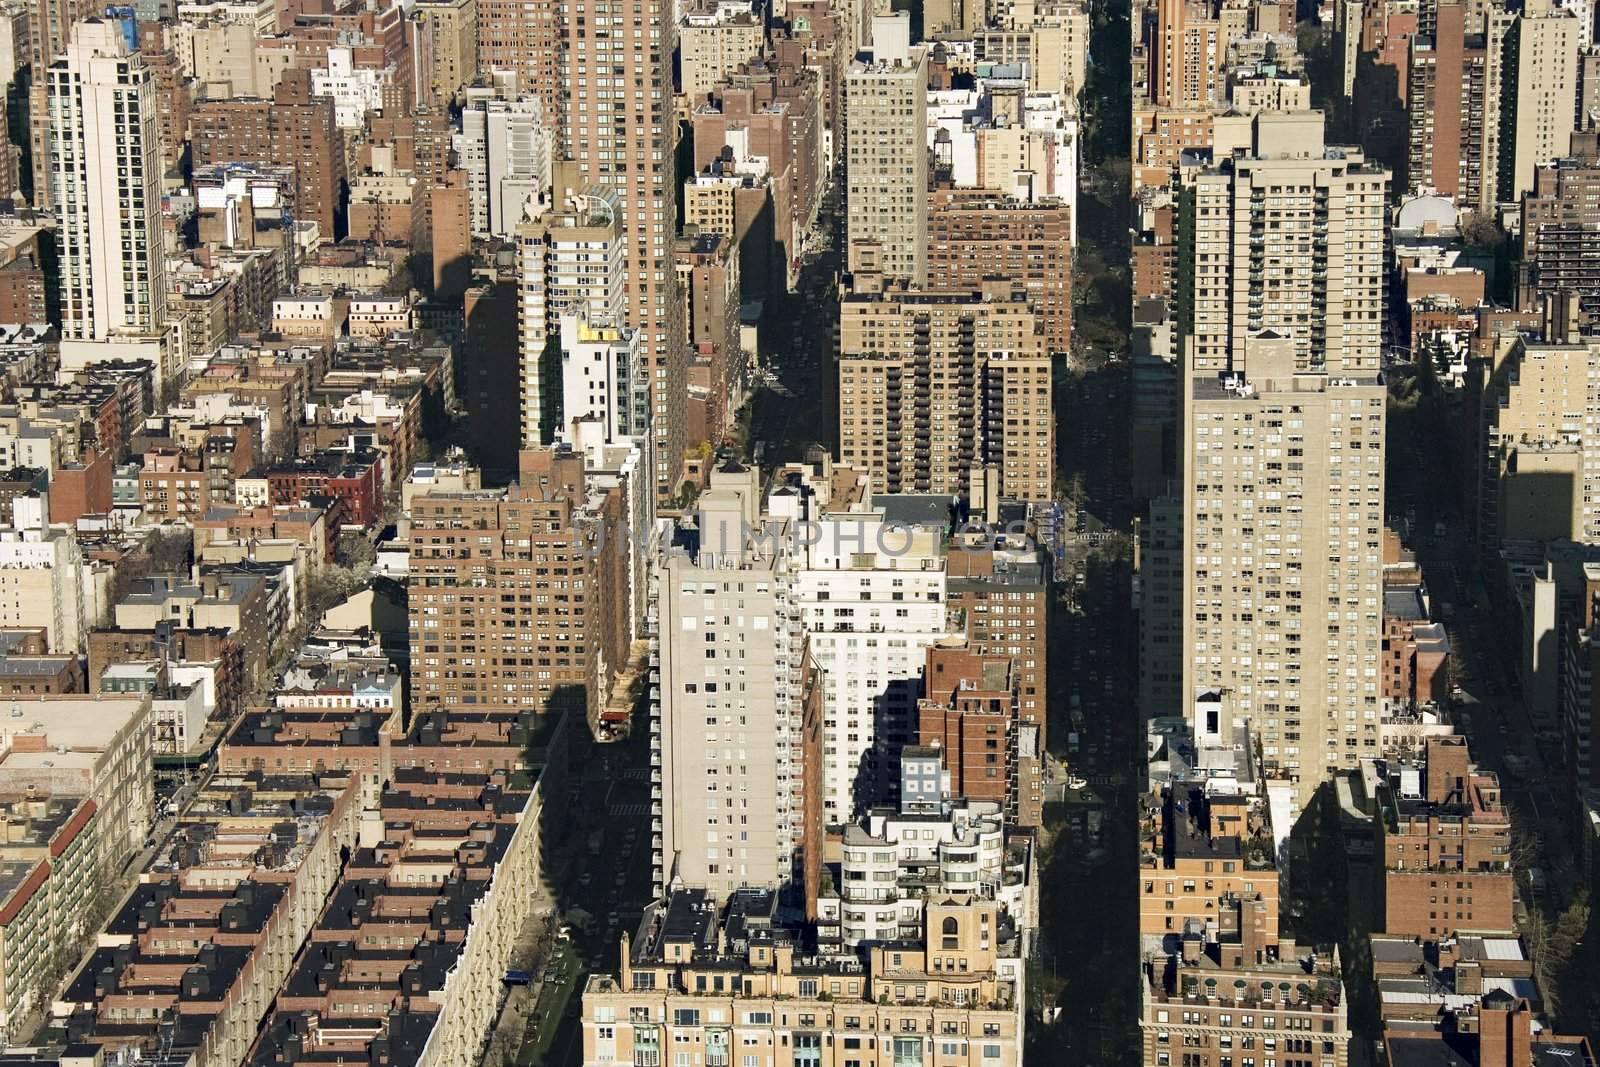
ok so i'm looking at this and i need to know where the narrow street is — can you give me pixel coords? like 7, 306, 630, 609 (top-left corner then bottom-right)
1386, 377, 1581, 949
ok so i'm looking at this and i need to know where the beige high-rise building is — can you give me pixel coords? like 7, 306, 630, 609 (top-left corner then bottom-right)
1476, 335, 1600, 550
565, 0, 686, 498
650, 463, 811, 901
838, 277, 1054, 502
25, 0, 100, 208
1498, 4, 1581, 203
1180, 111, 1387, 374
678, 0, 764, 100
1170, 112, 1390, 810
414, 0, 478, 105
845, 13, 928, 285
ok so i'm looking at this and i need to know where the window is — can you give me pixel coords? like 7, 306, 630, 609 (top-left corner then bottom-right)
893, 1037, 924, 1066
672, 1009, 700, 1027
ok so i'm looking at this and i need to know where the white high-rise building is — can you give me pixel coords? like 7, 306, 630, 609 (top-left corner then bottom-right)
517, 190, 627, 446
48, 19, 166, 345
457, 92, 555, 237
770, 472, 953, 821
558, 310, 648, 443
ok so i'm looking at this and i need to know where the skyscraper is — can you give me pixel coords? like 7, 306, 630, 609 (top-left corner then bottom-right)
518, 190, 627, 446
26, 0, 102, 209
564, 0, 686, 498
780, 471, 951, 822
1497, 3, 1582, 203
1407, 0, 1491, 203
1171, 112, 1390, 809
48, 19, 166, 344
651, 463, 811, 900
845, 13, 928, 285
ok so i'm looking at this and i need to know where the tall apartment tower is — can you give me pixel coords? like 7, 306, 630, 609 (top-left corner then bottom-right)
1407, 1, 1491, 204
407, 449, 631, 721
518, 190, 627, 446
1172, 112, 1390, 810
48, 20, 166, 343
476, 0, 565, 137
651, 463, 811, 901
845, 13, 928, 285
1150, 0, 1224, 108
26, 0, 101, 208
1497, 3, 1581, 203
457, 93, 555, 238
775, 470, 952, 822
564, 0, 686, 498
837, 278, 1054, 503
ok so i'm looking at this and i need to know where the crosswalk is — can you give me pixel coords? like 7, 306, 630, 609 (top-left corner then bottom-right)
608, 802, 651, 817
620, 769, 650, 782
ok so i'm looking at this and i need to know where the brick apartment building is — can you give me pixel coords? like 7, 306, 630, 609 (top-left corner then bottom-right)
927, 189, 1074, 356
259, 448, 385, 527
408, 448, 629, 721
1375, 736, 1513, 939
916, 641, 1043, 828
189, 72, 347, 241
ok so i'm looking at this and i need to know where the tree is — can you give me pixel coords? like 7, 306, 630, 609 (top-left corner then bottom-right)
304, 564, 369, 623
1459, 212, 1504, 250
334, 532, 376, 569
111, 527, 196, 602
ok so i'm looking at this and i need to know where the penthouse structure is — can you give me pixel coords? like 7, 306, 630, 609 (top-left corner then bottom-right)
580, 887, 1025, 1067
1139, 720, 1281, 940
814, 747, 1034, 953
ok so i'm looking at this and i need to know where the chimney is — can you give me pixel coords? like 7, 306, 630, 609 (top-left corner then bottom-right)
1180, 920, 1203, 964
1480, 993, 1533, 1067
1510, 999, 1534, 1067
1240, 896, 1270, 965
